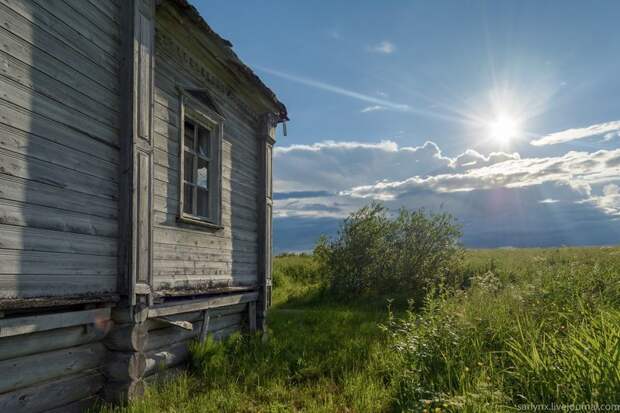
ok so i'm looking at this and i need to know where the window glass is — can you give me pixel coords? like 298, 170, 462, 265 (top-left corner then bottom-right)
197, 158, 209, 189
198, 127, 210, 158
184, 154, 194, 183
183, 185, 193, 214
184, 121, 195, 150
197, 187, 209, 217
180, 104, 220, 226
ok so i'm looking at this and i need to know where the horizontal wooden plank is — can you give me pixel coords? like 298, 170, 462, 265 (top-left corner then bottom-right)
0, 249, 116, 275
59, 0, 120, 44
153, 243, 256, 263
0, 2, 118, 91
145, 303, 247, 331
144, 340, 188, 377
0, 122, 117, 180
0, 174, 118, 220
0, 198, 117, 237
86, 0, 120, 26
0, 20, 118, 110
154, 50, 259, 135
0, 98, 119, 164
0, 342, 106, 393
153, 259, 256, 275
145, 313, 243, 352
152, 225, 256, 252
0, 147, 118, 200
0, 74, 118, 146
0, 274, 117, 299
153, 211, 257, 242
0, 324, 108, 361
0, 48, 118, 127
0, 0, 119, 73
0, 307, 111, 338
153, 277, 257, 292
0, 224, 117, 256
0, 370, 104, 413
153, 197, 259, 232
148, 292, 258, 318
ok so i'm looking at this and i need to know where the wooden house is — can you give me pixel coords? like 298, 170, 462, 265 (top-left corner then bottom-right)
0, 0, 286, 411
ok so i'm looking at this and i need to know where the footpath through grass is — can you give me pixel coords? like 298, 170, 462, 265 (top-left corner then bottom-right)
101, 247, 620, 412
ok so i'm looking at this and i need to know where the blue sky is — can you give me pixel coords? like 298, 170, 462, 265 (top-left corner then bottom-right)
197, 1, 620, 252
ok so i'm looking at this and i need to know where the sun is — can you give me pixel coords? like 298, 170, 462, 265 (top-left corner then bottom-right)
488, 114, 519, 143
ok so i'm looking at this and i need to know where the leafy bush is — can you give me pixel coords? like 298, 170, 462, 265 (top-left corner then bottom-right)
314, 202, 463, 299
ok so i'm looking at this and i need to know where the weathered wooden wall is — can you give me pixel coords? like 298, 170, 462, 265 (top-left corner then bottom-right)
151, 3, 261, 293
0, 308, 112, 412
0, 0, 121, 299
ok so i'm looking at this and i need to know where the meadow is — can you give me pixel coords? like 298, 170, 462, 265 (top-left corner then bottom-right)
101, 246, 620, 412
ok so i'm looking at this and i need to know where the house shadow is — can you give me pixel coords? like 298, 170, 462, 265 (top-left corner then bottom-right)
1, 1, 121, 313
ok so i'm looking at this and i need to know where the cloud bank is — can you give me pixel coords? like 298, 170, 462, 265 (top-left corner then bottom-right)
273, 138, 620, 252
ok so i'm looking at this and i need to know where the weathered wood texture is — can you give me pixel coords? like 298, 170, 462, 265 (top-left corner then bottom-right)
151, 4, 264, 293
0, 342, 106, 393
0, 322, 108, 361
0, 370, 105, 413
0, 307, 111, 338
0, 0, 121, 300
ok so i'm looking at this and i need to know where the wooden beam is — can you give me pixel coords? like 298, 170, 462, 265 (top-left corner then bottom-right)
0, 308, 111, 338
147, 292, 258, 318
0, 343, 105, 394
0, 324, 108, 361
144, 341, 189, 376
0, 370, 104, 413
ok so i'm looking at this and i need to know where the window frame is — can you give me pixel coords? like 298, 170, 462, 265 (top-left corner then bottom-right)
177, 88, 224, 229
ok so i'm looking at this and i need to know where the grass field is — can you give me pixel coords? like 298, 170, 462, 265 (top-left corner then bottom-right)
101, 247, 620, 412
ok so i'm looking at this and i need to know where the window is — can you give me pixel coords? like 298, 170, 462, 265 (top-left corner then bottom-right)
178, 90, 223, 227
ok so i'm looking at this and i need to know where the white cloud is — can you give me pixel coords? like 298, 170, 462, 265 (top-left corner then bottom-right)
361, 105, 387, 113
581, 184, 620, 216
530, 120, 620, 146
274, 139, 399, 155
273, 136, 620, 250
603, 131, 620, 142
539, 198, 560, 204
343, 149, 620, 201
368, 41, 396, 54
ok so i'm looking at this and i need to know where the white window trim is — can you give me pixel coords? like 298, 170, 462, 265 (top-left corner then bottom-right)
177, 88, 224, 229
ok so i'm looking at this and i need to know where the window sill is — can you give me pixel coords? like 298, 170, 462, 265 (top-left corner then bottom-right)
177, 214, 223, 230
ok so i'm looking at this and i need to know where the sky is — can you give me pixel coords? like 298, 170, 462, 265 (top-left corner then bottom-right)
197, 0, 620, 253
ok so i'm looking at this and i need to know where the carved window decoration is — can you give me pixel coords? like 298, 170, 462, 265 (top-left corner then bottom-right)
178, 89, 223, 227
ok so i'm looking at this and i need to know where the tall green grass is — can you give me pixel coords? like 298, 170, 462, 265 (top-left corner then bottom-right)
387, 247, 620, 411
100, 247, 620, 412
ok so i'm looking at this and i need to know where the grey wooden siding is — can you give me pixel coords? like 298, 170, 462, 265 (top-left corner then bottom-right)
0, 0, 121, 298
152, 12, 260, 292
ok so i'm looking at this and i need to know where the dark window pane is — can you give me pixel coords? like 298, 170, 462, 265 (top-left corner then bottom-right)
183, 184, 193, 214
184, 154, 194, 183
198, 127, 210, 158
184, 121, 195, 149
197, 187, 209, 217
197, 158, 209, 189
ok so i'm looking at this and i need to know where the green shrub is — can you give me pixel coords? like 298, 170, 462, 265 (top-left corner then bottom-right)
314, 202, 463, 299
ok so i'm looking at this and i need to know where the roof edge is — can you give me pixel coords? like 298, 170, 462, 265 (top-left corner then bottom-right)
166, 0, 288, 122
